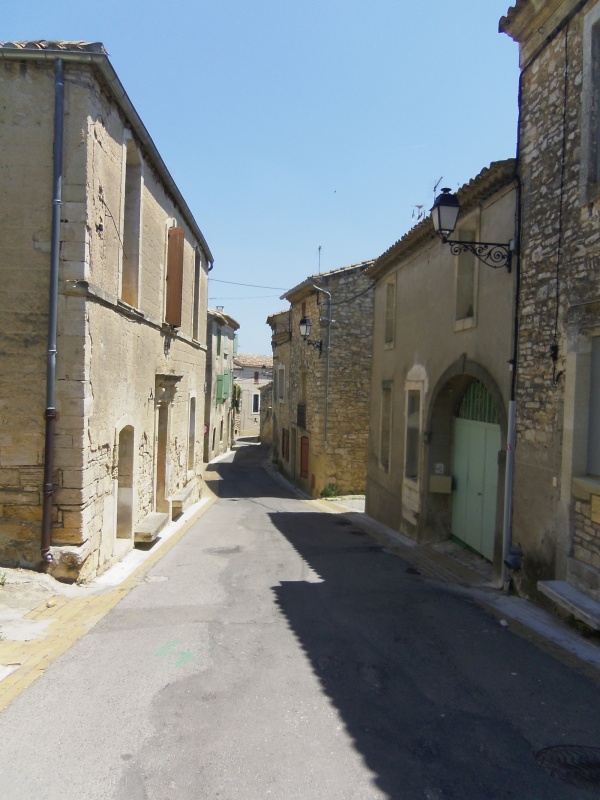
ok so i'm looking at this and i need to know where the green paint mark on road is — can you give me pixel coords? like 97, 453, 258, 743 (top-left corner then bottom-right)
154, 640, 194, 666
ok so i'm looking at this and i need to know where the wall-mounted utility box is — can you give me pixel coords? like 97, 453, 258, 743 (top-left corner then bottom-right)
429, 475, 452, 494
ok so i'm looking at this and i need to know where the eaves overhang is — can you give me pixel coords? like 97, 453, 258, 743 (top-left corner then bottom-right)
281, 259, 375, 304
0, 40, 214, 264
369, 159, 516, 281
499, 0, 588, 66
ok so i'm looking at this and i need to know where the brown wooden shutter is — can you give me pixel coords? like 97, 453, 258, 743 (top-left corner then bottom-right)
165, 227, 184, 327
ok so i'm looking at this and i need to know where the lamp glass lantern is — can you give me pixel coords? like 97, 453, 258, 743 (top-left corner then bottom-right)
299, 316, 312, 338
430, 187, 460, 238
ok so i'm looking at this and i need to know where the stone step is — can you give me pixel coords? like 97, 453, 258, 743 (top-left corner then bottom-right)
538, 580, 600, 631
134, 512, 169, 544
171, 480, 200, 519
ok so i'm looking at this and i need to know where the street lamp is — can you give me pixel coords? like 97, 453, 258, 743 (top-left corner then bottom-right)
299, 316, 322, 354
431, 187, 513, 272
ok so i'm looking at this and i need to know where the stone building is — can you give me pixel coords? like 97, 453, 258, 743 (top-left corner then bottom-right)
500, 1, 600, 614
204, 309, 239, 462
232, 355, 273, 438
0, 41, 212, 580
272, 261, 374, 498
366, 162, 517, 584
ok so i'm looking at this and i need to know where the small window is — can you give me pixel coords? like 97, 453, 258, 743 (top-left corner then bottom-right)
216, 375, 223, 405
165, 226, 184, 327
252, 393, 260, 414
384, 279, 395, 346
455, 224, 477, 328
222, 370, 230, 400
216, 328, 222, 356
405, 389, 421, 481
380, 383, 393, 472
254, 371, 259, 384
278, 366, 285, 401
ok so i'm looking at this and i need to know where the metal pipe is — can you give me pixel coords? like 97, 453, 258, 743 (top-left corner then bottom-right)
311, 284, 332, 445
501, 400, 517, 587
41, 58, 65, 564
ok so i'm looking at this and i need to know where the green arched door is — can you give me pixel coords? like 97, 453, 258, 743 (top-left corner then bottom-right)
451, 381, 501, 561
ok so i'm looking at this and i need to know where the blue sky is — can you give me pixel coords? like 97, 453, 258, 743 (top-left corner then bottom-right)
6, 1, 520, 354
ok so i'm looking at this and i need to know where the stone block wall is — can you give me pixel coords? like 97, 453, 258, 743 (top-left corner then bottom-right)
510, 6, 600, 589
0, 57, 210, 580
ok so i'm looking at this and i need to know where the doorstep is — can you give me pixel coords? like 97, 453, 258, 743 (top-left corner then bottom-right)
538, 580, 600, 631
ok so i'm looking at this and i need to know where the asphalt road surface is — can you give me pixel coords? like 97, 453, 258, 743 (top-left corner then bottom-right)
1, 441, 600, 799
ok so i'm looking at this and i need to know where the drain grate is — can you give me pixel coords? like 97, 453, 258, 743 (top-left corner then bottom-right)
536, 745, 600, 792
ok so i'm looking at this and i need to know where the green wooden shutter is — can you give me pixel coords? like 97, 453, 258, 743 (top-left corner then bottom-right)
223, 370, 230, 399
216, 375, 224, 404
233, 334, 238, 356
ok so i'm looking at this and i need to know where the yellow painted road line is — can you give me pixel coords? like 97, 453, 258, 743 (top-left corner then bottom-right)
0, 493, 217, 714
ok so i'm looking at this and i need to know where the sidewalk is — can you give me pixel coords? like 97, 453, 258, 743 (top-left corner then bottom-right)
0, 492, 217, 712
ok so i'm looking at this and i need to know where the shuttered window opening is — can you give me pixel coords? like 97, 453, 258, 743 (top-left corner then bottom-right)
300, 436, 309, 478
216, 375, 224, 405
223, 370, 230, 399
165, 226, 184, 327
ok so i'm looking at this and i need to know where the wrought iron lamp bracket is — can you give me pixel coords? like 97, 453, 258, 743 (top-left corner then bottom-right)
440, 236, 512, 272
305, 339, 323, 355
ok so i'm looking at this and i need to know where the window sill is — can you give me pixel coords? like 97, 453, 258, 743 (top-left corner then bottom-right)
384, 341, 395, 350
573, 475, 600, 502
454, 316, 476, 332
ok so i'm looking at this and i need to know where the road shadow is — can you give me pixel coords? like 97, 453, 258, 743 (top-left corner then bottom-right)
204, 440, 296, 500
268, 510, 600, 800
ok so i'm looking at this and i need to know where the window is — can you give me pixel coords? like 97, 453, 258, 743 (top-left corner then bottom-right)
220, 420, 224, 442
165, 226, 184, 327
216, 375, 223, 405
282, 428, 290, 461
254, 371, 259, 384
188, 396, 196, 471
384, 279, 396, 346
405, 389, 421, 481
252, 393, 260, 414
192, 248, 202, 340
588, 336, 600, 476
581, 7, 600, 199
216, 327, 222, 356
455, 223, 478, 329
278, 366, 285, 401
121, 135, 142, 307
380, 383, 393, 472
233, 334, 238, 356
300, 436, 309, 478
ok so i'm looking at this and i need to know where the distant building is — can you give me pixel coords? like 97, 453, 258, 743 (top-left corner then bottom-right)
232, 355, 273, 438
0, 41, 212, 580
271, 261, 374, 498
204, 309, 239, 461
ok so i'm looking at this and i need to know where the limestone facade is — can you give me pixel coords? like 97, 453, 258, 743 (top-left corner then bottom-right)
365, 163, 517, 583
271, 262, 374, 498
501, 1, 600, 597
204, 310, 239, 461
0, 42, 212, 580
232, 355, 273, 439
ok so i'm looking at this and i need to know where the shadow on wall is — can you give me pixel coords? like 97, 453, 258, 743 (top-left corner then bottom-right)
267, 510, 600, 799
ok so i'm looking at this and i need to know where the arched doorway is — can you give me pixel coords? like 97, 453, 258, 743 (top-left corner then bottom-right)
116, 425, 134, 539
451, 381, 501, 560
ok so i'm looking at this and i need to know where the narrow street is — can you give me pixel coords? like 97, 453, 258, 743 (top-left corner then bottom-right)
1, 442, 599, 799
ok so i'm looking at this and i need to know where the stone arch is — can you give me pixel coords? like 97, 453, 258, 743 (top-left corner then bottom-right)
116, 424, 135, 539
423, 358, 507, 576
